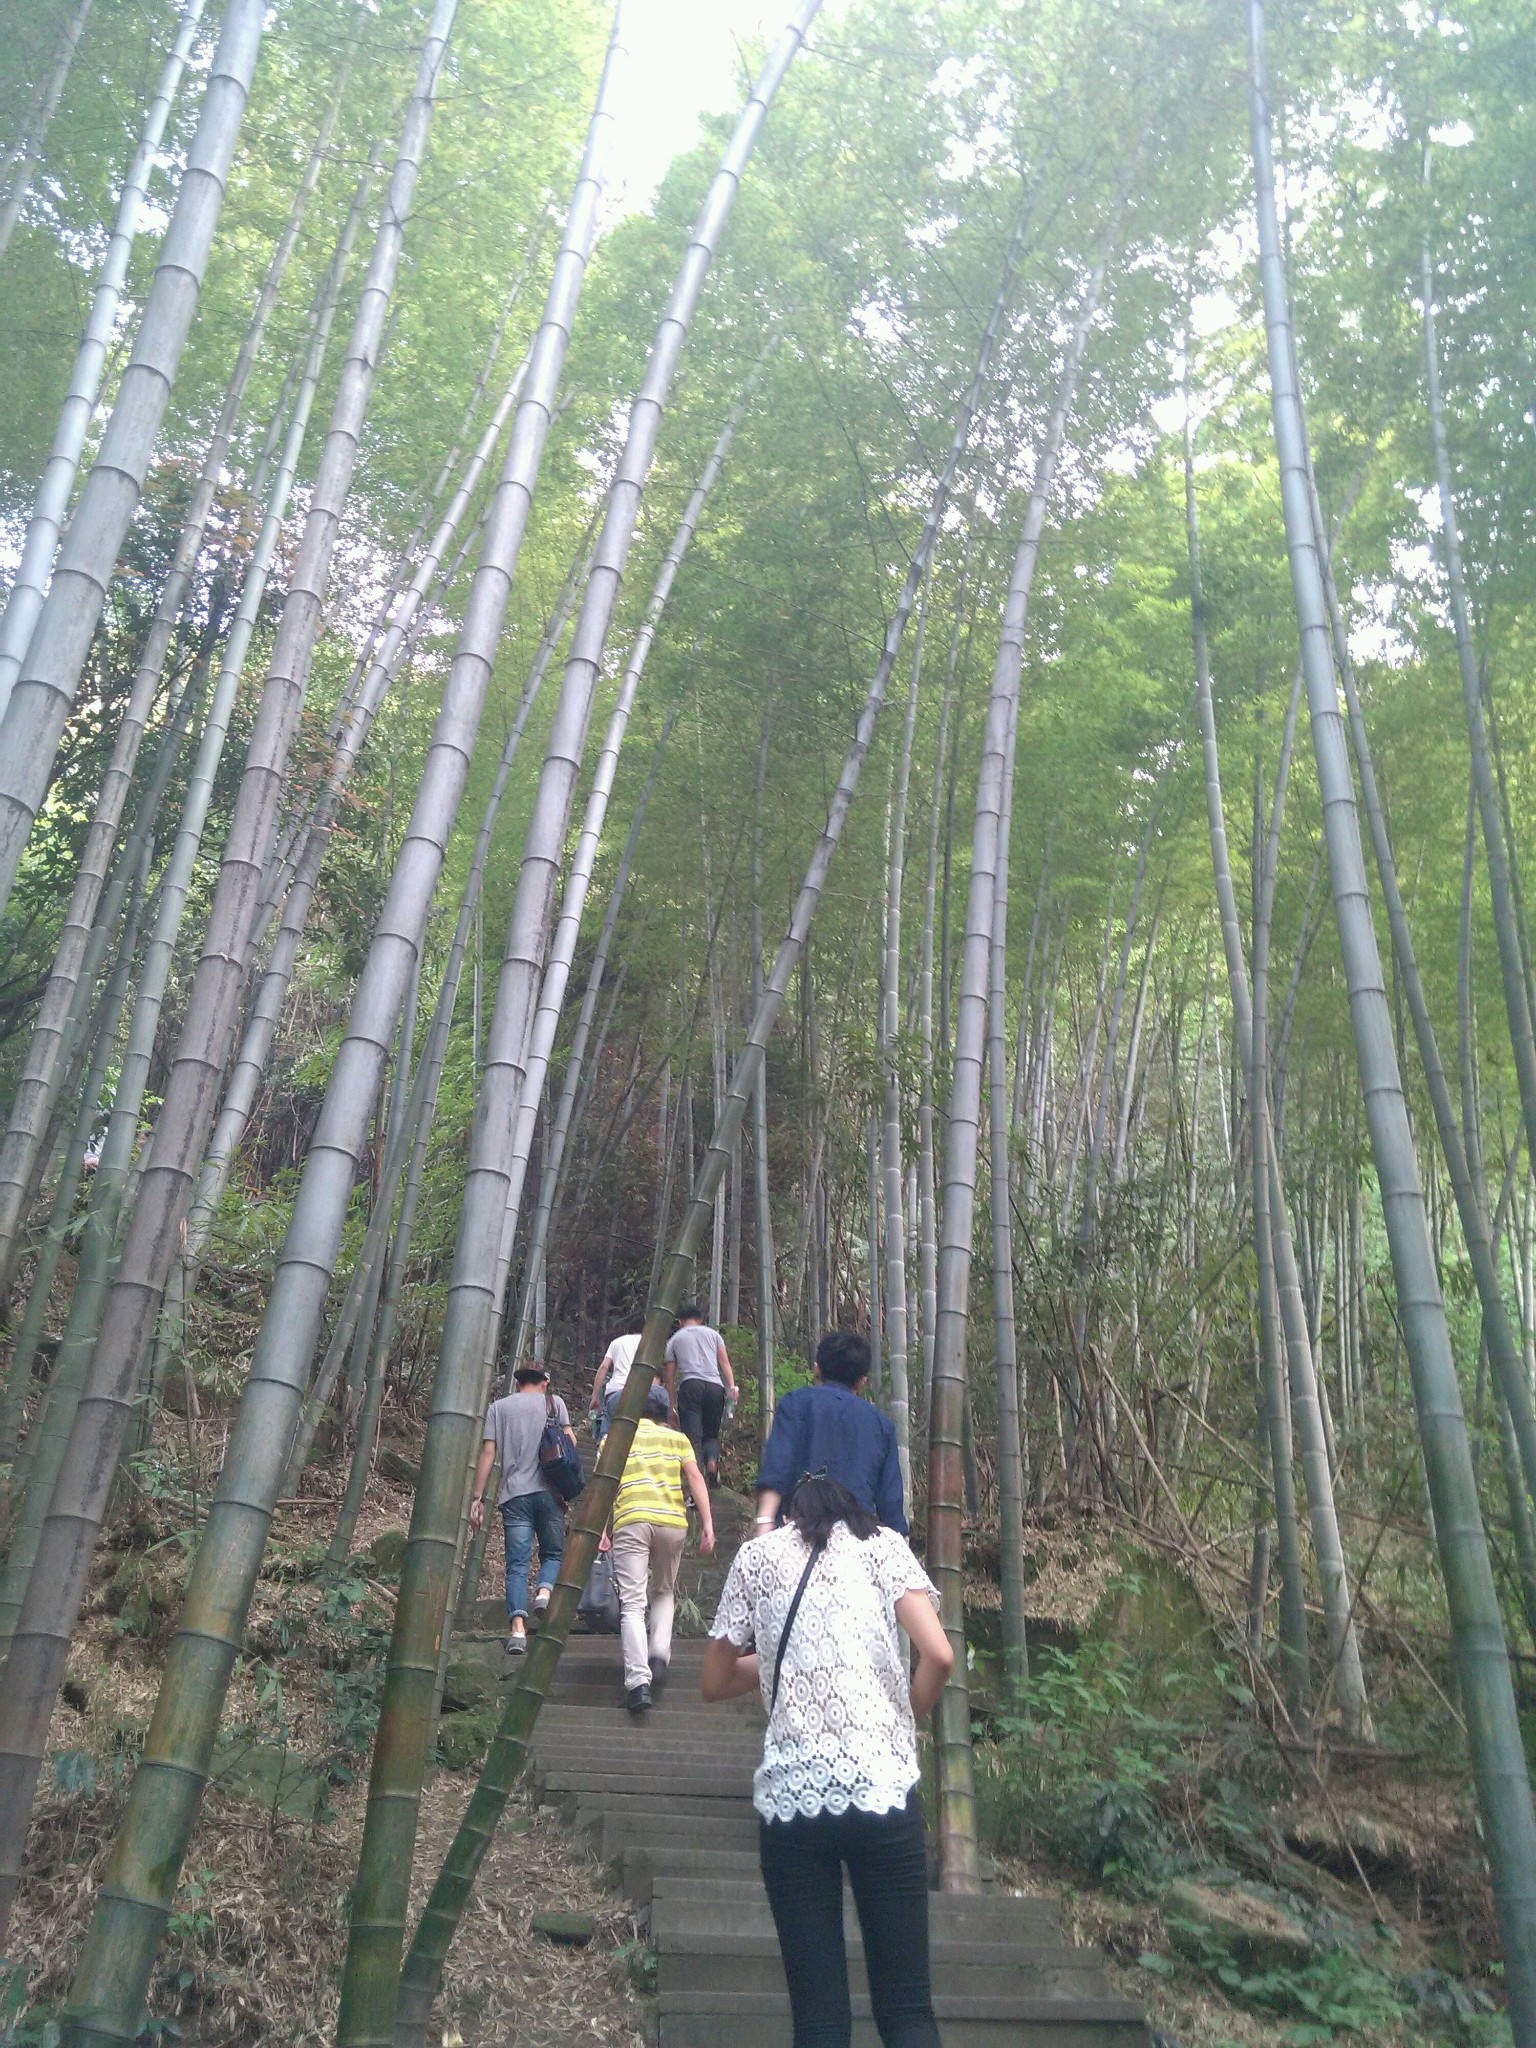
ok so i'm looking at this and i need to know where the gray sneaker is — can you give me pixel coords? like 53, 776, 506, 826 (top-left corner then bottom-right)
505, 1628, 527, 1656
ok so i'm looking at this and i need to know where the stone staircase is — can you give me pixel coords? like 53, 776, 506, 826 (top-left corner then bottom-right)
526, 1631, 1152, 2046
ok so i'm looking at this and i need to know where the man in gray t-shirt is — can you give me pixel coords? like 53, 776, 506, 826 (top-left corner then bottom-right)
469, 1363, 576, 1654
664, 1304, 737, 1485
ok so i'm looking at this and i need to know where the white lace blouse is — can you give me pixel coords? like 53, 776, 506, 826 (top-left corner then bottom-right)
709, 1521, 940, 1823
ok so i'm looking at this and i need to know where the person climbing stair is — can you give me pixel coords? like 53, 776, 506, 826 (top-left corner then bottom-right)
612, 1381, 715, 1711
468, 1363, 577, 1655
665, 1302, 737, 1484
701, 1473, 952, 2048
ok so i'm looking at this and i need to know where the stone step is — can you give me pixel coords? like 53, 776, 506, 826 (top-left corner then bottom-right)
530, 1634, 714, 1659
622, 1844, 764, 1902
650, 1881, 1064, 1944
532, 1739, 760, 1771
534, 1703, 761, 1728
653, 1990, 1151, 2047
532, 1709, 758, 1738
542, 1683, 734, 1709
540, 1767, 752, 1803
657, 1943, 1115, 2003
600, 1809, 762, 1859
545, 1638, 714, 1662
573, 1802, 757, 1851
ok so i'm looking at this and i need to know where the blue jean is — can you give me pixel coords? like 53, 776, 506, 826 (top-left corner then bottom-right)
500, 1488, 565, 1621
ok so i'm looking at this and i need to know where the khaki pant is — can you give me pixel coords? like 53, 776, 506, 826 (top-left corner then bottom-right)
611, 1521, 687, 1691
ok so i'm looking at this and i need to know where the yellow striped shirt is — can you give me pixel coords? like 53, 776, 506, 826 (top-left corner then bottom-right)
613, 1420, 695, 1533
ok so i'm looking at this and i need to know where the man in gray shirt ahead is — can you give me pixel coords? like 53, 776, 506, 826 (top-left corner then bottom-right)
469, 1363, 576, 1655
664, 1303, 737, 1486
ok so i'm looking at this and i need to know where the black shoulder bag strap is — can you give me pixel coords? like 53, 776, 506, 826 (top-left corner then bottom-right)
770, 1545, 821, 1716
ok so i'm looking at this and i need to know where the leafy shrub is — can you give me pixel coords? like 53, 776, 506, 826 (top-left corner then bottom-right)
977, 1639, 1204, 1886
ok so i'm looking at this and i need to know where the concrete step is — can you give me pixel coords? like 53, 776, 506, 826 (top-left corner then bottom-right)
536, 1736, 765, 1769
622, 1844, 764, 1902
540, 1767, 752, 1803
538, 1638, 715, 1663
542, 1685, 734, 1709
571, 1794, 758, 1839
533, 1697, 760, 1720
600, 1810, 762, 1860
650, 1881, 1064, 1945
657, 1946, 1115, 2003
653, 1990, 1150, 2047
536, 1727, 762, 1750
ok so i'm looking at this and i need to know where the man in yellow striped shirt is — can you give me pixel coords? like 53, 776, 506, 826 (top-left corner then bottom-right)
612, 1382, 715, 1711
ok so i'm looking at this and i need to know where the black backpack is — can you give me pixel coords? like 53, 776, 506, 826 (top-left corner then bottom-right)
539, 1396, 585, 1503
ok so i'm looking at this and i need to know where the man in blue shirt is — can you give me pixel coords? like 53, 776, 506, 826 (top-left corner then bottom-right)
754, 1329, 908, 1537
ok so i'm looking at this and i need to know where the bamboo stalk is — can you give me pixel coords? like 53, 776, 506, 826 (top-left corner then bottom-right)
394, 213, 988, 2031
929, 227, 1115, 1887
0, 10, 467, 2023
0, 0, 207, 715
0, 0, 327, 1299
0, 0, 94, 268
1249, 3, 1536, 2017
0, 0, 266, 919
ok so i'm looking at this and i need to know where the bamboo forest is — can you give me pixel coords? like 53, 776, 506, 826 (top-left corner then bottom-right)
1, 0, 1535, 2040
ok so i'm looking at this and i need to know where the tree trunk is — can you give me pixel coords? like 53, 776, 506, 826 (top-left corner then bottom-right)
0, 0, 265, 918
336, 17, 814, 2033
0, 0, 325, 1299
1184, 341, 1311, 1710
0, 1, 463, 2002
880, 554, 930, 1497
752, 714, 777, 1427
917, 528, 971, 1416
0, 855, 149, 1463
929, 232, 1115, 1889
1315, 470, 1536, 1512
1421, 206, 1536, 1183
187, 348, 530, 1261
277, 539, 587, 1502
1250, 3, 1536, 2017
0, 0, 208, 713
989, 688, 1027, 1687
0, 222, 355, 1642
394, 190, 985, 2029
0, 0, 94, 269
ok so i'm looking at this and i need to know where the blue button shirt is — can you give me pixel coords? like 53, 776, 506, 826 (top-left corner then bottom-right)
755, 1380, 908, 1535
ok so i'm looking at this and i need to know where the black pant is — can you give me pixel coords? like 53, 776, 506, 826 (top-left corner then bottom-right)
758, 1787, 940, 2048
677, 1378, 726, 1473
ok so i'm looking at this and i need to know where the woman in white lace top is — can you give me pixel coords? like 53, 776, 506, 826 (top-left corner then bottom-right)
701, 1475, 953, 2048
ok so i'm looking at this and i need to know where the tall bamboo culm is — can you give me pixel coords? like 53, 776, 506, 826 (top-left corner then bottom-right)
0, 0, 207, 718
0, 11, 467, 2030
0, 0, 94, 269
928, 233, 1113, 1889
0, 190, 362, 1656
335, 19, 815, 2025
0, 68, 347, 1303
1249, 2, 1536, 2024
184, 351, 530, 1266
389, 216, 1011, 2035
0, 0, 266, 920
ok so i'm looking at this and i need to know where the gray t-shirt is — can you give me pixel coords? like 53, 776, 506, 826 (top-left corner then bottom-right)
666, 1322, 724, 1387
484, 1390, 570, 1502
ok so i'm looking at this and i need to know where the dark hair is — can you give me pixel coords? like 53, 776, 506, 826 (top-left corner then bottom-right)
785, 1474, 877, 1550
513, 1363, 550, 1385
645, 1381, 670, 1421
677, 1302, 703, 1322
816, 1330, 870, 1388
